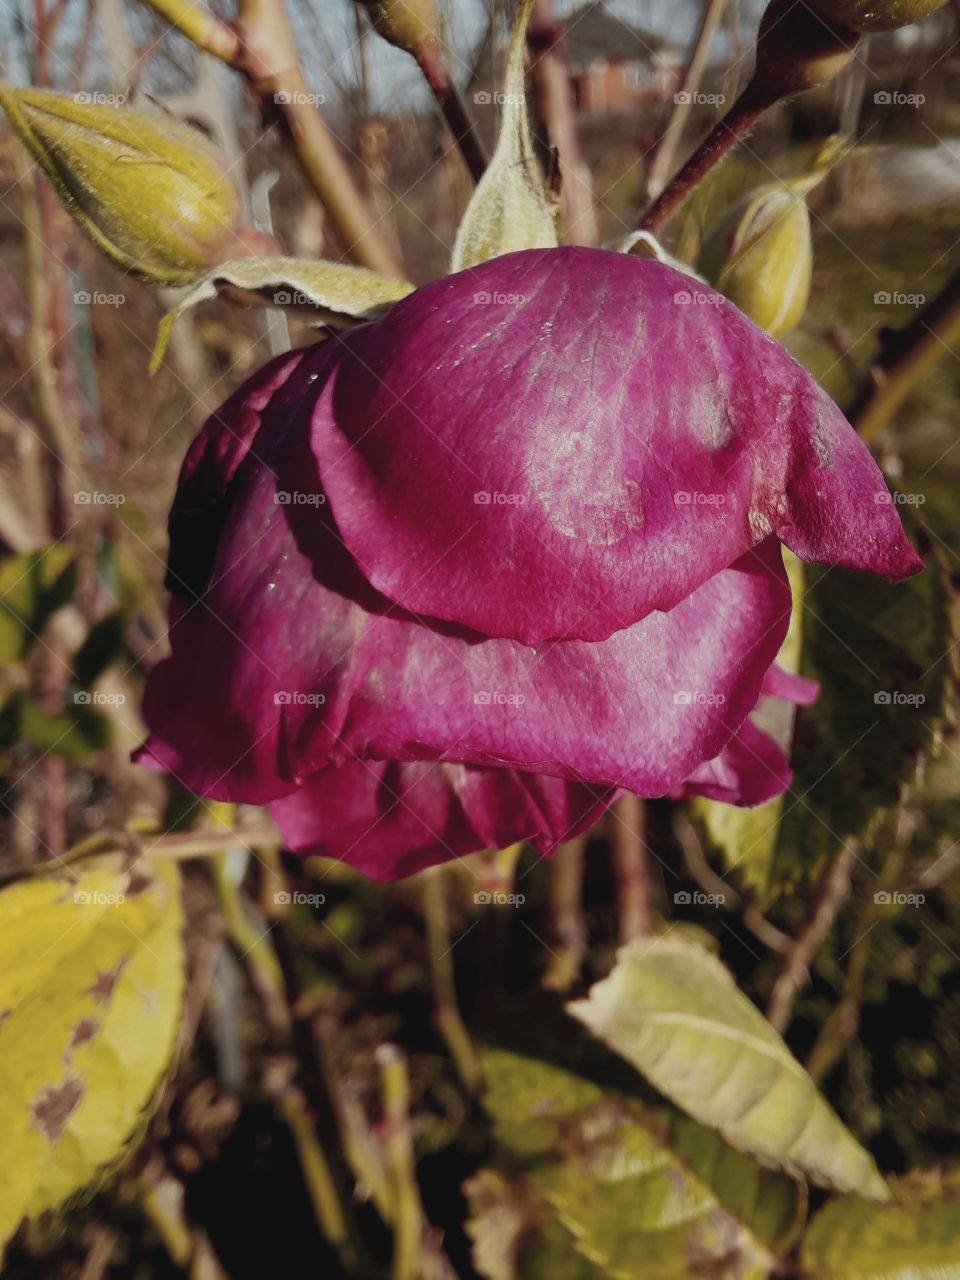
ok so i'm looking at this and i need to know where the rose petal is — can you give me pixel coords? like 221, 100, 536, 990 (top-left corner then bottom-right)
309, 247, 920, 644
674, 720, 793, 807
138, 389, 794, 803
269, 759, 613, 880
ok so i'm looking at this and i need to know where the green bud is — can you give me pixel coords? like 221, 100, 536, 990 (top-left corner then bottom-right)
751, 0, 859, 103
358, 0, 437, 55
701, 180, 814, 337
807, 0, 948, 31
0, 89, 239, 286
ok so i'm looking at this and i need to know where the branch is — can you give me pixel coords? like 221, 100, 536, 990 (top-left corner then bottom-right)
139, 0, 403, 276
849, 266, 960, 442
644, 0, 729, 201
413, 37, 488, 184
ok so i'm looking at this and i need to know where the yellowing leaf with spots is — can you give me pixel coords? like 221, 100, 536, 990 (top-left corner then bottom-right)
0, 854, 184, 1255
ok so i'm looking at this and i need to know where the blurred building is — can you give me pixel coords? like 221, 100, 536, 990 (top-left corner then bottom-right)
564, 2, 685, 114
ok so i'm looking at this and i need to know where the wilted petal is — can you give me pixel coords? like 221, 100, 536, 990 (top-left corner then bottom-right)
269, 759, 613, 881
138, 384, 794, 803
311, 247, 920, 644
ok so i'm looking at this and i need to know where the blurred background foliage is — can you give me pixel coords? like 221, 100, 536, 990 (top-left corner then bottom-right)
0, 0, 959, 1276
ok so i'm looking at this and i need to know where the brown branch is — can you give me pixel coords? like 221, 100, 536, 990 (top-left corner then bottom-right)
611, 793, 651, 941
414, 37, 488, 184
637, 81, 768, 234
849, 266, 960, 442
766, 843, 857, 1034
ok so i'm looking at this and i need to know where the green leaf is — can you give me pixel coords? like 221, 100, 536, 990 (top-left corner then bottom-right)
151, 256, 415, 371
19, 699, 113, 762
470, 1046, 803, 1279
801, 1171, 960, 1278
449, 0, 557, 273
568, 936, 890, 1201
0, 547, 75, 666
0, 855, 185, 1258
776, 522, 956, 892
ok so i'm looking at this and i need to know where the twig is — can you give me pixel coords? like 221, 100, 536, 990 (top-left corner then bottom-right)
413, 38, 487, 184
673, 810, 791, 954
766, 842, 857, 1033
644, 0, 730, 200
376, 1045, 424, 1280
610, 793, 651, 941
637, 82, 768, 234
542, 835, 588, 991
849, 267, 960, 442
422, 869, 482, 1093
138, 0, 403, 276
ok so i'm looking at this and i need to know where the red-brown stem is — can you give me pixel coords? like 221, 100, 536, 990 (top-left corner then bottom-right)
611, 794, 651, 941
637, 82, 769, 235
414, 38, 488, 184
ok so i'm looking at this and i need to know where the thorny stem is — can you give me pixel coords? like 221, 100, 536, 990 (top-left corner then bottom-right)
414, 38, 488, 184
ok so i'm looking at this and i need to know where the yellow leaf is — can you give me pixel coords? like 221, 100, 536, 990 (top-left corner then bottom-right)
0, 855, 185, 1257
450, 0, 557, 273
151, 255, 415, 372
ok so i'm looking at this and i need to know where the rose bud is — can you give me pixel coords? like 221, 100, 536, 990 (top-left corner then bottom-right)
702, 178, 815, 337
807, 0, 948, 31
357, 0, 438, 56
0, 88, 239, 286
750, 0, 860, 103
135, 248, 920, 882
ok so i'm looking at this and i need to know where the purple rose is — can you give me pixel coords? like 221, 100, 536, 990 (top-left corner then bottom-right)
136, 248, 920, 880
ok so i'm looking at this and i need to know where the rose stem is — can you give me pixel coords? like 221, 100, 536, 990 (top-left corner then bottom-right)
422, 868, 483, 1092
376, 1045, 424, 1280
611, 793, 652, 940
413, 37, 488, 184
542, 835, 589, 991
637, 82, 769, 235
